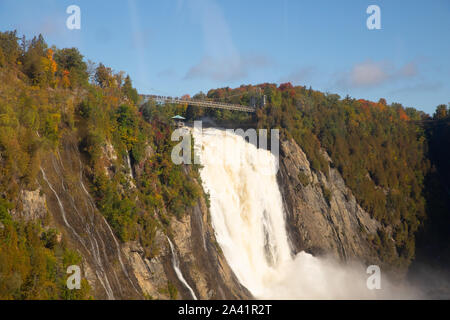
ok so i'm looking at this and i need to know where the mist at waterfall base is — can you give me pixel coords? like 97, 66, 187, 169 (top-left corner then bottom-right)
193, 128, 420, 299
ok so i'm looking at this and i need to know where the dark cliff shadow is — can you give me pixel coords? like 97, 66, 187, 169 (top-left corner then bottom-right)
408, 121, 450, 299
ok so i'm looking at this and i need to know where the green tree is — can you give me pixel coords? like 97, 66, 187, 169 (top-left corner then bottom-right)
94, 63, 114, 88
21, 35, 48, 84
433, 104, 448, 120
0, 30, 20, 65
53, 47, 88, 87
270, 89, 282, 108
122, 75, 139, 104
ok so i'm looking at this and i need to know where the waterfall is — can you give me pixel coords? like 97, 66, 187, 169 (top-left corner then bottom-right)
193, 128, 415, 299
126, 152, 134, 180
167, 237, 198, 300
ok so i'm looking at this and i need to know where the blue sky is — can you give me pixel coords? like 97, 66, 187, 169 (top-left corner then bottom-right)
0, 0, 449, 114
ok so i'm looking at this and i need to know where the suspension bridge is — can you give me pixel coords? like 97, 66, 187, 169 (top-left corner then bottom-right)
140, 94, 260, 113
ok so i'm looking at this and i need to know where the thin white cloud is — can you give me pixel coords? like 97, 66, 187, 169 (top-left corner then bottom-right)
336, 60, 418, 89
176, 0, 185, 13
279, 66, 316, 85
185, 54, 272, 81
184, 0, 271, 81
157, 68, 177, 79
128, 0, 150, 88
398, 62, 417, 77
350, 60, 390, 87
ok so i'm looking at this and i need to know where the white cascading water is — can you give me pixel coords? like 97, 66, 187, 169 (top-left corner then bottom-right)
193, 127, 416, 299
167, 237, 198, 300
126, 152, 134, 180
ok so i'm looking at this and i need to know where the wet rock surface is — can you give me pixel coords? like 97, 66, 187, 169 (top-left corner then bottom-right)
36, 132, 250, 300
278, 138, 381, 265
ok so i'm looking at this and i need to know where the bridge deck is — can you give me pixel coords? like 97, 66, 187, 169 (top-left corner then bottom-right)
141, 95, 256, 113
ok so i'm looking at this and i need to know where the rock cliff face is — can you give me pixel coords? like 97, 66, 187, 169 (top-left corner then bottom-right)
38, 133, 142, 300
11, 190, 47, 222
277, 138, 381, 265
19, 132, 249, 300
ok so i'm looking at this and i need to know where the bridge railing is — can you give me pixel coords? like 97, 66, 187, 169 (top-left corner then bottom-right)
141, 95, 256, 113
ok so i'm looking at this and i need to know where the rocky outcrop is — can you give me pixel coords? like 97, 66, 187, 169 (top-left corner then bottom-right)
278, 138, 381, 265
12, 189, 47, 222
101, 141, 117, 178
122, 237, 169, 300
133, 144, 154, 179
